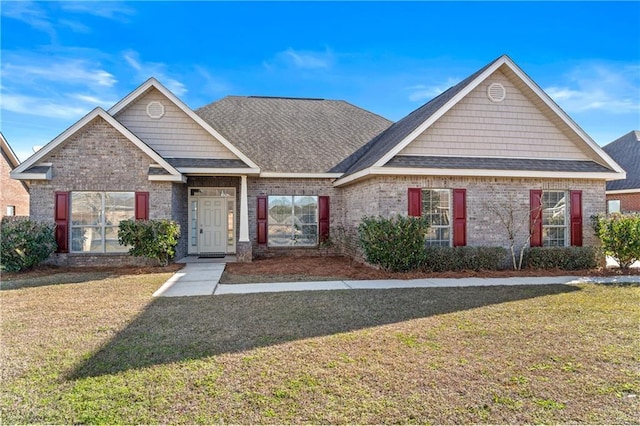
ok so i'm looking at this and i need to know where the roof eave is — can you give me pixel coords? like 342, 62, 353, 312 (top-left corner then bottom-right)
606, 188, 640, 195
178, 167, 261, 176
10, 169, 52, 181
334, 166, 625, 187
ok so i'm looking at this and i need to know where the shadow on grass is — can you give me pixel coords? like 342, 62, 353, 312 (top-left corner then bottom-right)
1, 265, 182, 291
0, 271, 116, 290
69, 284, 580, 379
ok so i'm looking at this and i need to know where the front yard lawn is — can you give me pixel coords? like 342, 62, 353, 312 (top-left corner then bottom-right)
1, 270, 638, 424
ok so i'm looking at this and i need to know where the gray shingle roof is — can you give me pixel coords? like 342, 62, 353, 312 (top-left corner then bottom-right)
603, 131, 640, 191
23, 165, 52, 174
195, 96, 392, 173
148, 166, 172, 176
332, 57, 500, 175
386, 156, 614, 173
166, 158, 250, 169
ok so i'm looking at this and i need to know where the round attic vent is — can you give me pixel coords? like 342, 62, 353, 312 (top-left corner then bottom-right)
487, 82, 506, 102
146, 101, 165, 119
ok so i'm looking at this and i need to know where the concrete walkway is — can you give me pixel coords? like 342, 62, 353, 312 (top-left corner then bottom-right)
153, 263, 225, 297
154, 263, 640, 297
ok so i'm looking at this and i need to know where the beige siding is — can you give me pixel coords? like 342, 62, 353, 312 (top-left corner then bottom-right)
115, 88, 239, 160
400, 70, 590, 160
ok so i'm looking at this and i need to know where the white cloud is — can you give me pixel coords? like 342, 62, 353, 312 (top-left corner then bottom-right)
1, 1, 56, 39
544, 63, 640, 114
58, 19, 91, 33
1, 52, 120, 123
60, 2, 135, 20
122, 50, 187, 96
407, 77, 461, 102
123, 51, 142, 71
2, 94, 88, 119
266, 47, 335, 70
70, 94, 116, 106
3, 60, 117, 87
1, 0, 134, 40
195, 66, 231, 95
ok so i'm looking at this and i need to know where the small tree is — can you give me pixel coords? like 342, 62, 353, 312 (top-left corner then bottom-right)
358, 215, 430, 272
118, 219, 181, 266
592, 213, 640, 270
482, 192, 541, 270
1, 217, 57, 272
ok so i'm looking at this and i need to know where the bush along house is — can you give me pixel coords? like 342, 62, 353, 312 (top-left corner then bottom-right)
11, 55, 625, 266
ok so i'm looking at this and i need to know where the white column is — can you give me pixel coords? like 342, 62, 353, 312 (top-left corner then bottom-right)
239, 175, 249, 242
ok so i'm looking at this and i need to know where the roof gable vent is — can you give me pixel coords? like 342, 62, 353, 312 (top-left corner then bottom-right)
487, 83, 506, 103
146, 101, 165, 119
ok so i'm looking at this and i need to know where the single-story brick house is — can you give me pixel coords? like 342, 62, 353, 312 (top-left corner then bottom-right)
11, 55, 625, 266
602, 131, 639, 213
1, 133, 30, 218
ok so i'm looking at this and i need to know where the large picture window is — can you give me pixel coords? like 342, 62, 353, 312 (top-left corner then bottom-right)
268, 195, 318, 246
542, 191, 567, 247
71, 192, 134, 253
422, 189, 451, 247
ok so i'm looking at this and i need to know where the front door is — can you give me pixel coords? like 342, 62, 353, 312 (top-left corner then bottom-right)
198, 197, 226, 253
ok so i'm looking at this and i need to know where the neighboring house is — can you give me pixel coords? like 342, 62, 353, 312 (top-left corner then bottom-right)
1, 133, 29, 218
11, 55, 625, 266
602, 131, 640, 213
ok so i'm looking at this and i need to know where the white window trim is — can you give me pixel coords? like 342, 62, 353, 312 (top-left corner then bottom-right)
267, 195, 319, 247
542, 190, 568, 247
70, 191, 134, 254
422, 189, 452, 247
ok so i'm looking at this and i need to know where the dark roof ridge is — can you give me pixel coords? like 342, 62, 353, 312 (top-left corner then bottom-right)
247, 95, 325, 101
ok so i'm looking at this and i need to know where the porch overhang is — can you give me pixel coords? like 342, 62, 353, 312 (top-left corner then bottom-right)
179, 167, 261, 176
165, 158, 260, 177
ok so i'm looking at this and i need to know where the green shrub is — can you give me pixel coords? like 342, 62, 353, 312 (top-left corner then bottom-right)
423, 246, 508, 272
591, 213, 640, 270
1, 217, 57, 272
524, 246, 602, 270
357, 215, 430, 272
118, 219, 181, 266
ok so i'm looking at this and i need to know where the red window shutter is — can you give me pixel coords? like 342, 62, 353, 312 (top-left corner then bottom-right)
135, 192, 149, 220
530, 189, 543, 247
452, 188, 466, 247
54, 192, 69, 253
319, 196, 330, 243
257, 196, 267, 245
408, 188, 422, 217
570, 190, 583, 246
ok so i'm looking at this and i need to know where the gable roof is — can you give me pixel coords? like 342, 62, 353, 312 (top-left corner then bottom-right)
603, 131, 640, 191
1, 132, 21, 169
109, 78, 259, 171
334, 54, 625, 186
11, 108, 184, 182
195, 96, 392, 174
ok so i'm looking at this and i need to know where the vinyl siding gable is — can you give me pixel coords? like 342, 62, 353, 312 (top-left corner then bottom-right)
114, 88, 240, 160
399, 70, 590, 161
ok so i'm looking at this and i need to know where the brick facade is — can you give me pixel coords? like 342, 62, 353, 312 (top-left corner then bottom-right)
22, 117, 611, 267
342, 175, 605, 260
247, 177, 344, 258
1, 147, 29, 218
29, 117, 176, 266
606, 192, 640, 213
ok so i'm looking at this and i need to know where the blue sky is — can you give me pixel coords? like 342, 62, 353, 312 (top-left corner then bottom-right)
1, 1, 639, 162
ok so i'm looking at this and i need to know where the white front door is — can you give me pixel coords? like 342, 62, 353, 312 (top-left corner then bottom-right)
198, 197, 226, 253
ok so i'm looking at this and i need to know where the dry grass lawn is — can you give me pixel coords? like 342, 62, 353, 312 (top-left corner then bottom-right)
1, 268, 638, 424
